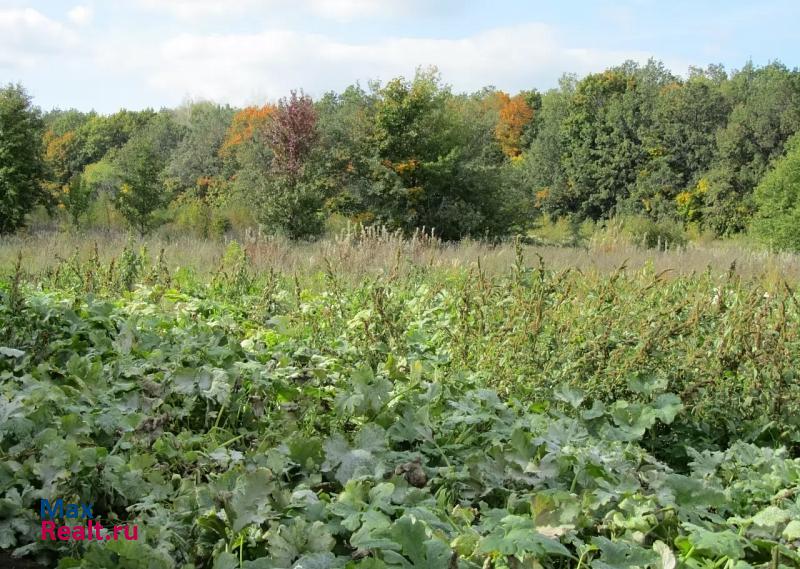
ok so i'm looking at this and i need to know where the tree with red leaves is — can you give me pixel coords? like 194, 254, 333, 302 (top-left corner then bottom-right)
258, 91, 326, 238
267, 91, 317, 181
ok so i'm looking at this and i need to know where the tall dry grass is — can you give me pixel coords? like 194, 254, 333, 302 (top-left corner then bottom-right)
2, 225, 800, 283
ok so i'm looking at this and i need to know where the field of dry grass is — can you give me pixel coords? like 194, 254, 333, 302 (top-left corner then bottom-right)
2, 226, 799, 283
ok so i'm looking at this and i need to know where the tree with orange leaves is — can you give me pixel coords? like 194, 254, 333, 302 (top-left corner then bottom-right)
494, 92, 534, 158
220, 105, 275, 157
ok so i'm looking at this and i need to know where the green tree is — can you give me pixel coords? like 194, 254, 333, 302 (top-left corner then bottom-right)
366, 69, 457, 234
113, 112, 182, 234
81, 160, 120, 228
43, 108, 92, 136
60, 173, 94, 227
704, 62, 800, 234
41, 109, 157, 227
0, 83, 47, 234
752, 133, 800, 251
314, 84, 379, 221
519, 74, 575, 219
340, 68, 515, 239
165, 101, 234, 194
559, 60, 675, 221
634, 69, 729, 220
74, 109, 156, 169
42, 109, 92, 188
560, 69, 633, 219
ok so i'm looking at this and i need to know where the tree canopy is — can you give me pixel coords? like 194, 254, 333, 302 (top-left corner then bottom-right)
0, 84, 47, 234
2, 60, 800, 242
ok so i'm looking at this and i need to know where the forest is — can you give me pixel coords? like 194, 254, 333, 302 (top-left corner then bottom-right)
2, 59, 800, 248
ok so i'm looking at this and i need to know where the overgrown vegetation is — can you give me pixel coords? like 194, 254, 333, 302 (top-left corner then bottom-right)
3, 51, 800, 569
1, 243, 799, 568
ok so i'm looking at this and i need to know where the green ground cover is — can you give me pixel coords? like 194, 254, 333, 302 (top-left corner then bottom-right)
1, 244, 799, 568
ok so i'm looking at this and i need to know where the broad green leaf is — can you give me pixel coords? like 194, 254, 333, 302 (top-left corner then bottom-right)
323, 425, 387, 484
555, 385, 585, 409
478, 515, 572, 559
213, 553, 239, 569
228, 468, 275, 532
591, 536, 659, 568
652, 393, 683, 424
682, 524, 747, 560
268, 520, 334, 567
751, 506, 789, 529
782, 520, 800, 540
627, 374, 668, 395
653, 541, 676, 569
0, 347, 24, 358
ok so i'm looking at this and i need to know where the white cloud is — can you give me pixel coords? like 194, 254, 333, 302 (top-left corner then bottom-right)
305, 0, 407, 22
0, 8, 78, 68
68, 5, 94, 26
135, 0, 409, 21
98, 23, 651, 106
136, 0, 260, 19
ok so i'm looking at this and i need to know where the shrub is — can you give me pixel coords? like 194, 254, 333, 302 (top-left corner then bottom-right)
589, 216, 687, 251
623, 215, 687, 250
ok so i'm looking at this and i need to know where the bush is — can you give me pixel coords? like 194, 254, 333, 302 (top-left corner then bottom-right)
623, 215, 687, 250
84, 192, 127, 230
170, 196, 231, 239
527, 215, 595, 246
172, 196, 210, 237
214, 197, 258, 236
588, 216, 687, 251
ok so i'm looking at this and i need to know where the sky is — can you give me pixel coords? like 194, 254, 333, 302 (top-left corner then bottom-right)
0, 0, 798, 113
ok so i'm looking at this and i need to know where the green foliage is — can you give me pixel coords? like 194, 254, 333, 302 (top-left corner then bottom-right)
704, 62, 800, 234
83, 188, 126, 230
521, 61, 800, 239
752, 133, 800, 250
170, 194, 230, 239
165, 101, 234, 194
0, 84, 47, 234
81, 159, 118, 197
633, 70, 730, 218
519, 76, 575, 220
2, 251, 800, 568
113, 112, 182, 234
337, 68, 518, 240
619, 215, 688, 250
7, 59, 800, 241
60, 172, 94, 227
559, 61, 675, 220
74, 109, 157, 167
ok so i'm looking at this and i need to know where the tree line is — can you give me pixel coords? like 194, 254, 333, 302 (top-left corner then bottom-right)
2, 60, 800, 247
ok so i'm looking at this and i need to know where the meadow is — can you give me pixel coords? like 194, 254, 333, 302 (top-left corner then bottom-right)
1, 230, 799, 568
